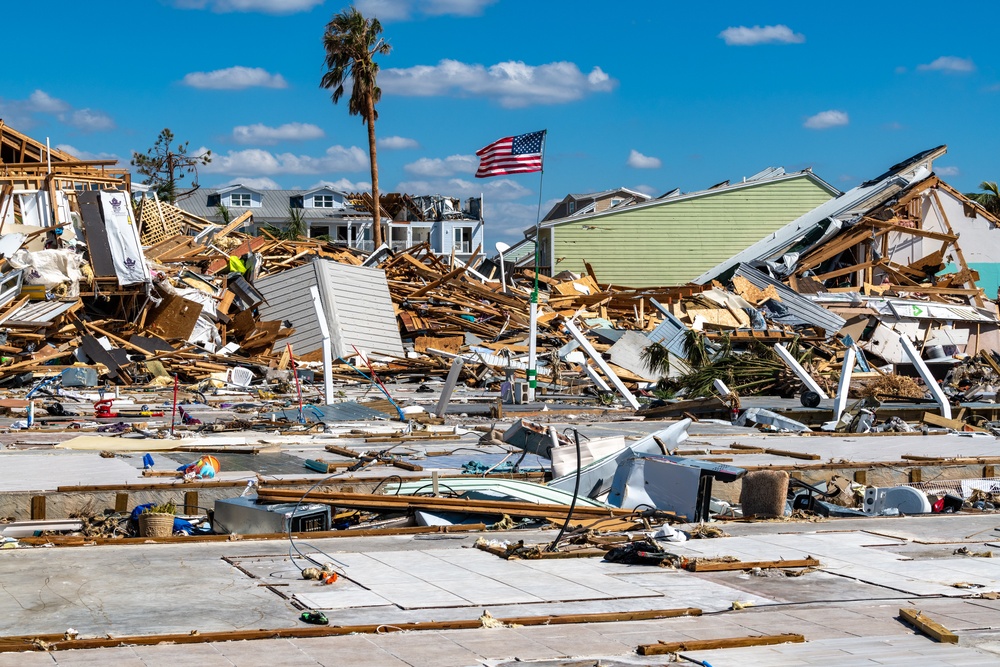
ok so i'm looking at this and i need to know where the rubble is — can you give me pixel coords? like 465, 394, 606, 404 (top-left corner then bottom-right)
6, 127, 1000, 664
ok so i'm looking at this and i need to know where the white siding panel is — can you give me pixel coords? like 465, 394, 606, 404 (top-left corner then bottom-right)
318, 260, 403, 358
255, 263, 324, 354
256, 260, 403, 358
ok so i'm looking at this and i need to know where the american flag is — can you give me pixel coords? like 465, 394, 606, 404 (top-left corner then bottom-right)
475, 130, 545, 178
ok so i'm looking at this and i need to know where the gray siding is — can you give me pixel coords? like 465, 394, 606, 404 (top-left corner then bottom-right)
255, 263, 325, 355
318, 260, 404, 359
256, 260, 403, 359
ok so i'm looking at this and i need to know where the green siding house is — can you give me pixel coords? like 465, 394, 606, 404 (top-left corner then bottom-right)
530, 169, 839, 287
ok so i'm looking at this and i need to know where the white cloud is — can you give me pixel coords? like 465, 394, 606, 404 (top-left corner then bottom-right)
381, 59, 617, 108
0, 89, 114, 132
396, 177, 531, 202
182, 66, 288, 90
171, 0, 323, 14
220, 176, 282, 189
719, 25, 804, 46
54, 144, 121, 162
68, 109, 115, 132
803, 110, 849, 130
28, 90, 70, 113
403, 154, 477, 177
936, 165, 960, 177
631, 184, 659, 196
917, 56, 975, 73
486, 201, 541, 243
310, 178, 372, 192
232, 122, 324, 144
883, 121, 904, 131
627, 150, 661, 169
354, 0, 496, 20
379, 135, 419, 150
203, 144, 369, 175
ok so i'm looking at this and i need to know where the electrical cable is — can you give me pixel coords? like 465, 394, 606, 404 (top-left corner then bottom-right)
285, 471, 351, 573
336, 356, 406, 421
546, 427, 582, 552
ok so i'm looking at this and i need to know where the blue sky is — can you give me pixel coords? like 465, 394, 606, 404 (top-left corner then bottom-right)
5, 1, 999, 246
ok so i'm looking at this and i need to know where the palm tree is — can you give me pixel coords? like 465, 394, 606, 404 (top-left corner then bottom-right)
321, 7, 391, 250
967, 181, 1000, 217
285, 206, 307, 240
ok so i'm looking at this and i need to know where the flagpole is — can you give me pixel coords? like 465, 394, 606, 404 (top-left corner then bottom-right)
527, 130, 547, 404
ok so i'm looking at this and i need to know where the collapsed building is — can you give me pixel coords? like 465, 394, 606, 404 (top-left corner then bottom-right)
2, 125, 1000, 662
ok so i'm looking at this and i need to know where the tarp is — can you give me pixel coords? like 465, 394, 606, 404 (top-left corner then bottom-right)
98, 191, 150, 285
7, 248, 83, 297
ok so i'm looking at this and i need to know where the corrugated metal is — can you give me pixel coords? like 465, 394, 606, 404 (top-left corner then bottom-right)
391, 479, 609, 507
3, 300, 77, 326
733, 264, 845, 334
551, 175, 835, 286
256, 260, 404, 359
270, 402, 391, 423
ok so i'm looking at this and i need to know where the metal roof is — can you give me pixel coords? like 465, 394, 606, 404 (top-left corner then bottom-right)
176, 188, 370, 223
733, 264, 846, 334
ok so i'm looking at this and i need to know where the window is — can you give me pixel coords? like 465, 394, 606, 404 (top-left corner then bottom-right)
412, 226, 430, 246
567, 201, 576, 214
230, 193, 251, 207
313, 194, 335, 208
310, 225, 329, 238
454, 227, 473, 254
610, 198, 623, 207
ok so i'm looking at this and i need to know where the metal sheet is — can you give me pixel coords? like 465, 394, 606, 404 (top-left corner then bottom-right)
3, 299, 76, 327
733, 264, 846, 334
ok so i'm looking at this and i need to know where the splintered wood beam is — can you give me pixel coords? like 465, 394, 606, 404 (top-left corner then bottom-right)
407, 265, 468, 298
931, 189, 984, 307
899, 608, 958, 643
0, 608, 703, 653
687, 557, 819, 572
638, 633, 806, 655
813, 260, 876, 282
869, 220, 957, 243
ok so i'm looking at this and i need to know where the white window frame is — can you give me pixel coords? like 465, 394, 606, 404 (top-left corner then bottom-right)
313, 194, 335, 208
454, 226, 473, 254
230, 193, 251, 207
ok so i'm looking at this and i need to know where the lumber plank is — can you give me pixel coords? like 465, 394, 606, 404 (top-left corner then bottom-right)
899, 608, 958, 644
687, 557, 819, 572
0, 607, 702, 653
637, 633, 805, 655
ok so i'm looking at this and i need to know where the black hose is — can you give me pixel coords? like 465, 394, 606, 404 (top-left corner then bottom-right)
546, 428, 582, 552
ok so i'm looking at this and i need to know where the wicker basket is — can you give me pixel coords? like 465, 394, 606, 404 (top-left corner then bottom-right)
139, 512, 174, 538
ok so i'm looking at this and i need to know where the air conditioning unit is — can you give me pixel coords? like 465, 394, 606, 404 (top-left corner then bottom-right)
212, 495, 331, 535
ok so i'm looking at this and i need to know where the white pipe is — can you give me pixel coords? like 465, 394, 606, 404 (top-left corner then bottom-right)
309, 286, 334, 405
527, 299, 538, 402
832, 347, 855, 423
775, 343, 829, 399
564, 319, 640, 410
900, 335, 951, 420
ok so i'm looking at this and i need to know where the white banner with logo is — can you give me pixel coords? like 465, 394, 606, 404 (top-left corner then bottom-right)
99, 191, 150, 286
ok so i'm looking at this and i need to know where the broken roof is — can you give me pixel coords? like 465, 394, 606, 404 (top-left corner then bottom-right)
693, 147, 948, 284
